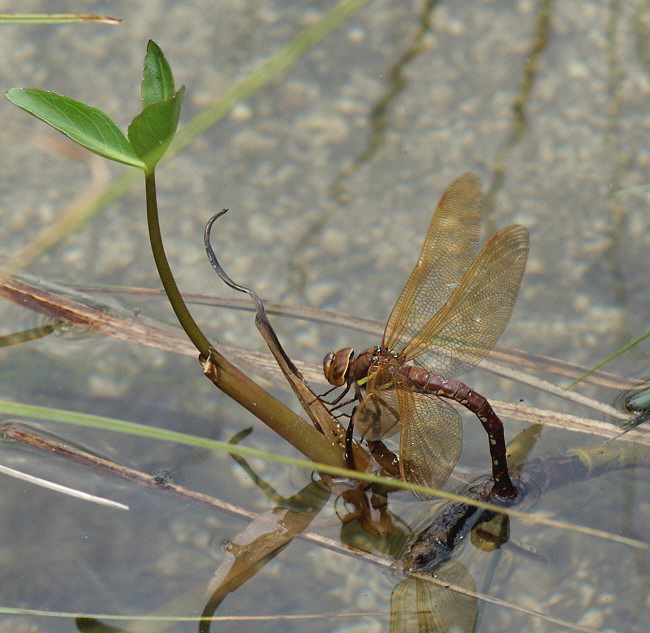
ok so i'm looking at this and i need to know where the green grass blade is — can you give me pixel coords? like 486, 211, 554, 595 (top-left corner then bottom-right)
566, 328, 650, 388
172, 0, 371, 150
0, 398, 647, 550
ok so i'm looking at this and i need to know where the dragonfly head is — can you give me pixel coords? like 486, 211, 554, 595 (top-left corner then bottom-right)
323, 347, 354, 386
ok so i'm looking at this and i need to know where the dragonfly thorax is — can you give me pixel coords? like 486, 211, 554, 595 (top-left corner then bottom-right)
323, 346, 381, 387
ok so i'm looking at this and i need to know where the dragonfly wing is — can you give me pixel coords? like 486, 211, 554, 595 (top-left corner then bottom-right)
354, 381, 402, 441
398, 389, 462, 500
390, 563, 478, 633
384, 173, 482, 354
352, 362, 402, 440
402, 223, 529, 376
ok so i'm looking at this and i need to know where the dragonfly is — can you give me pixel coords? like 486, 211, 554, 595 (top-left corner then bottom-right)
323, 173, 529, 499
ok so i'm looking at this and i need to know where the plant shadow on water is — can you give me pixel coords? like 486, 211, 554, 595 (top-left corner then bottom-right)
1, 2, 650, 633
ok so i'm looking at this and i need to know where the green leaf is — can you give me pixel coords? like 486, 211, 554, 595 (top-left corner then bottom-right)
128, 86, 185, 173
141, 40, 175, 108
6, 88, 145, 169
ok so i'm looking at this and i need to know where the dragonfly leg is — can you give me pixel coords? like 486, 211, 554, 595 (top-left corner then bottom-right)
327, 395, 358, 413
317, 382, 351, 406
345, 409, 357, 470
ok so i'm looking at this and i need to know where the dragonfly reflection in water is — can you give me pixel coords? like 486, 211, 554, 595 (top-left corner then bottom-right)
323, 173, 529, 499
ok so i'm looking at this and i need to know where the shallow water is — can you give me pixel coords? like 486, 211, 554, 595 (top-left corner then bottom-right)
1, 1, 649, 631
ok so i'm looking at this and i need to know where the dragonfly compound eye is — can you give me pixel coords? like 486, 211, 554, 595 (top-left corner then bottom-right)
322, 347, 354, 386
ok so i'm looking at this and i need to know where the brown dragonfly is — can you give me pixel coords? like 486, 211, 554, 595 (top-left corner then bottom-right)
323, 173, 529, 499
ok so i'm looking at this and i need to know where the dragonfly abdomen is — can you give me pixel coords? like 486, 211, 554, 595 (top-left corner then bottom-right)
401, 365, 516, 499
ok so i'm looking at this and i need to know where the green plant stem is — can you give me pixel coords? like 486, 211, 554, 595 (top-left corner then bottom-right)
145, 171, 211, 355
143, 172, 342, 466
202, 352, 343, 466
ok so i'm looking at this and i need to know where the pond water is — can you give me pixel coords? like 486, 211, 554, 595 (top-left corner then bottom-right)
0, 1, 649, 632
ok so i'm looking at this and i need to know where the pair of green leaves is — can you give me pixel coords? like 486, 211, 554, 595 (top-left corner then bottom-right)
6, 40, 183, 174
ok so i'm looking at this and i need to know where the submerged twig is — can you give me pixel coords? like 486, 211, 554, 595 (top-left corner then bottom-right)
0, 461, 128, 510
2, 422, 633, 633
2, 273, 648, 448
72, 283, 650, 390
0, 271, 342, 467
